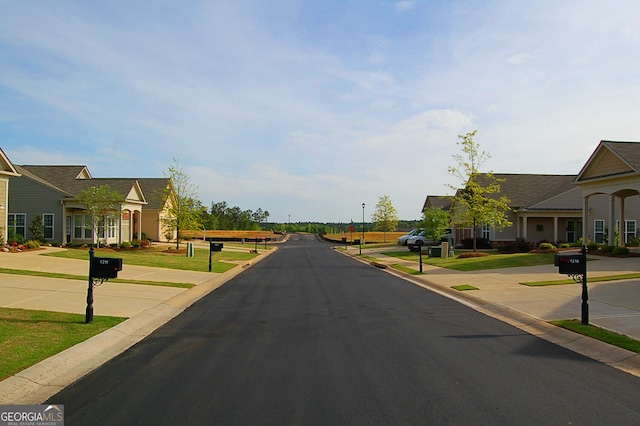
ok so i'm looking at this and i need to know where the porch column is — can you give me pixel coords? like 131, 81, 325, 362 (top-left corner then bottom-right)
609, 195, 616, 245
553, 216, 559, 242
522, 215, 528, 241
583, 196, 589, 243
619, 196, 626, 246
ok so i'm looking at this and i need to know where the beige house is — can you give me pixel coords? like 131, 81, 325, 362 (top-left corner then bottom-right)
0, 148, 21, 244
576, 141, 640, 246
425, 140, 640, 247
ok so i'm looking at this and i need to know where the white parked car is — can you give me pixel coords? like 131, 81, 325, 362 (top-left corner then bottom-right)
406, 230, 432, 247
407, 228, 453, 248
397, 228, 424, 245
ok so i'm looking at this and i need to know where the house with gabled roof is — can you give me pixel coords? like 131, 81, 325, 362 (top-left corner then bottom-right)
8, 165, 146, 245
424, 140, 640, 247
575, 140, 640, 246
0, 148, 21, 244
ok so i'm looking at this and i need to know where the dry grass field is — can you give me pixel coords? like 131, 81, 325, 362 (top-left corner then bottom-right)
181, 230, 282, 240
324, 231, 407, 244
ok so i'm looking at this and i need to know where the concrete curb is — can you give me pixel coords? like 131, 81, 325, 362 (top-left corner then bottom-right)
336, 247, 640, 378
0, 246, 278, 404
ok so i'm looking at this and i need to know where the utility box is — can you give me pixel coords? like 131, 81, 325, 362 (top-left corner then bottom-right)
91, 257, 123, 279
555, 253, 585, 275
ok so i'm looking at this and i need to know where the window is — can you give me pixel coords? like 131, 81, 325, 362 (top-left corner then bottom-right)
107, 217, 117, 238
74, 214, 92, 239
8, 213, 26, 238
482, 224, 490, 240
594, 219, 605, 244
625, 220, 636, 244
43, 214, 54, 240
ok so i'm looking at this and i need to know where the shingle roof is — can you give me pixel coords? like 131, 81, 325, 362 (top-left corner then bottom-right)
15, 165, 143, 201
136, 178, 170, 209
475, 173, 578, 209
422, 195, 452, 212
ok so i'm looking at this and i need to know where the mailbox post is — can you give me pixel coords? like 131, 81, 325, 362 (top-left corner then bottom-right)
209, 242, 223, 272
87, 246, 123, 323
554, 245, 588, 324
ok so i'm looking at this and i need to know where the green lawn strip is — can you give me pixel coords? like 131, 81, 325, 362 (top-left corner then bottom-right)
451, 284, 479, 291
390, 264, 424, 275
0, 267, 194, 289
43, 247, 255, 273
0, 307, 127, 380
521, 273, 640, 287
382, 251, 557, 271
550, 319, 640, 353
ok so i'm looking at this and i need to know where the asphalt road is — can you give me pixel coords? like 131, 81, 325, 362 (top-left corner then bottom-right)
50, 234, 640, 425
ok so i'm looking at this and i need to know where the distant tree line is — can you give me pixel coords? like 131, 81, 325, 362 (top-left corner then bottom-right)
200, 201, 270, 230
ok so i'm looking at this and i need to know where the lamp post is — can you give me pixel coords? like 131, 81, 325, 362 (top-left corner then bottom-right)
360, 203, 365, 255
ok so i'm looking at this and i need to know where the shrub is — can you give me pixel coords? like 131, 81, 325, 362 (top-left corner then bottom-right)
612, 246, 630, 255
24, 240, 41, 249
497, 238, 533, 253
627, 236, 640, 247
600, 245, 614, 253
537, 242, 556, 251
51, 242, 62, 247
587, 242, 600, 251
461, 238, 492, 250
119, 241, 132, 249
110, 243, 118, 248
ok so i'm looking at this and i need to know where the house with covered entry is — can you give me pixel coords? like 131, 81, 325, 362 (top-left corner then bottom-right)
5, 163, 158, 246
422, 140, 640, 247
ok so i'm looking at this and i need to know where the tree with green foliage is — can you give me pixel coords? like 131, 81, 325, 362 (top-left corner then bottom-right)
28, 214, 45, 243
77, 185, 126, 247
448, 130, 512, 252
421, 207, 450, 245
161, 158, 203, 249
372, 195, 399, 242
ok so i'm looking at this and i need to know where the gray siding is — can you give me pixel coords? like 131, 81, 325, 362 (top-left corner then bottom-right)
8, 175, 67, 243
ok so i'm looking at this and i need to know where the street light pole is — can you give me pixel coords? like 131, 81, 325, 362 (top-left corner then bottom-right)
360, 203, 365, 255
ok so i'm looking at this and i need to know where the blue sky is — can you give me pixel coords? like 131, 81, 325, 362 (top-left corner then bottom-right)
2, 1, 639, 223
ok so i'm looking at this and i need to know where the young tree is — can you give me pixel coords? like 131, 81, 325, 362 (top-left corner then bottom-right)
161, 158, 203, 249
421, 207, 450, 245
28, 214, 45, 243
448, 131, 512, 252
372, 195, 399, 242
77, 185, 125, 247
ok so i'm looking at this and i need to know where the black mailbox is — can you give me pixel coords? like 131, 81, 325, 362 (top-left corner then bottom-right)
210, 242, 223, 252
555, 253, 584, 275
92, 257, 123, 279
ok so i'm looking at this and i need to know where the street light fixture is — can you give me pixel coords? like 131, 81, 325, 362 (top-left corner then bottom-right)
360, 203, 365, 254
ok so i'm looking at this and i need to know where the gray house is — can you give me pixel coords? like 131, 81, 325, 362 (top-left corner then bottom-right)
8, 165, 146, 245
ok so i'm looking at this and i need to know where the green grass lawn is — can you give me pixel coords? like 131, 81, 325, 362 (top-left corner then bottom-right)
0, 307, 127, 380
551, 319, 640, 353
44, 246, 259, 273
382, 250, 557, 271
